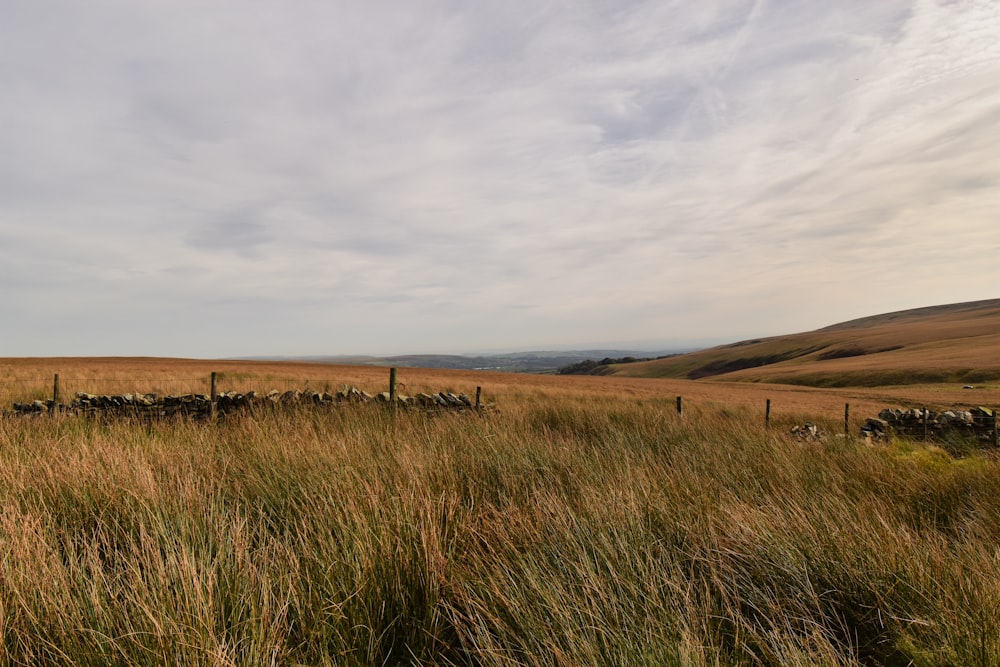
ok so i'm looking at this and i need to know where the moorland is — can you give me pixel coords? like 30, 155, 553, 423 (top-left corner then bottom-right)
613, 297, 1000, 387
1, 299, 999, 666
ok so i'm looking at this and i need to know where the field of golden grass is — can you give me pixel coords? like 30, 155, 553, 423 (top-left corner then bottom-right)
2, 357, 1000, 665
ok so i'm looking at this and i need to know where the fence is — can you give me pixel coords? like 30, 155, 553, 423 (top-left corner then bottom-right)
674, 395, 999, 446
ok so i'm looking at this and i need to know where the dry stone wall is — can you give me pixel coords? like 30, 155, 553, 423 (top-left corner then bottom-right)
861, 407, 997, 443
11, 386, 481, 418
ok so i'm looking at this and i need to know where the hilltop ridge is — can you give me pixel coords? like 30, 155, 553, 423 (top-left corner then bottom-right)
611, 298, 1000, 387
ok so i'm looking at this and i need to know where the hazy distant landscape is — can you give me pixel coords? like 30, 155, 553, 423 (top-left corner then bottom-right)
244, 349, 687, 374
225, 298, 1000, 384
279, 298, 1000, 386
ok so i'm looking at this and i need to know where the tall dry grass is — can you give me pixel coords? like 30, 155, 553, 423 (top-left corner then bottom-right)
0, 388, 998, 665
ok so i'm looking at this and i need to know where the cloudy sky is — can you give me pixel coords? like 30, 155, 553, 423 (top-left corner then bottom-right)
2, 0, 999, 357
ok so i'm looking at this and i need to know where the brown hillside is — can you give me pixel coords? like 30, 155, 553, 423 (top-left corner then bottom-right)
613, 298, 1000, 387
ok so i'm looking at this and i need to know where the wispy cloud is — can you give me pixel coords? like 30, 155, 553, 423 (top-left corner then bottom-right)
1, 0, 998, 356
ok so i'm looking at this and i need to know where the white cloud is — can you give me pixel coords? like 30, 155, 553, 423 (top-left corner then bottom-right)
1, 0, 998, 356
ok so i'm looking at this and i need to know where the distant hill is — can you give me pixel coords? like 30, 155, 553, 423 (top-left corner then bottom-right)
611, 298, 1000, 387
248, 350, 682, 374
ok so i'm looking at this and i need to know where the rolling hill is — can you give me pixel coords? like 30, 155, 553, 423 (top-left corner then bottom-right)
611, 298, 1000, 387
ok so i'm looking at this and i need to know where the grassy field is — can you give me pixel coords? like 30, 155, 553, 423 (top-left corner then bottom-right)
2, 359, 1000, 665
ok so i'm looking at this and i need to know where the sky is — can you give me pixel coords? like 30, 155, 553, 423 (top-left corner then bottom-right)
2, 0, 999, 358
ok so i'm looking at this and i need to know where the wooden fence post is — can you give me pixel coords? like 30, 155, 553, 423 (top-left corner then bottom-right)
765, 399, 771, 429
922, 406, 928, 441
51, 373, 60, 417
676, 396, 683, 416
844, 403, 850, 437
210, 372, 218, 420
475, 386, 482, 411
389, 368, 397, 403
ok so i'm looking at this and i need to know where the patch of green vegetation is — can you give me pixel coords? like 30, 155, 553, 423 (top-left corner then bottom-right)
686, 345, 828, 379
557, 356, 653, 375
815, 344, 904, 361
